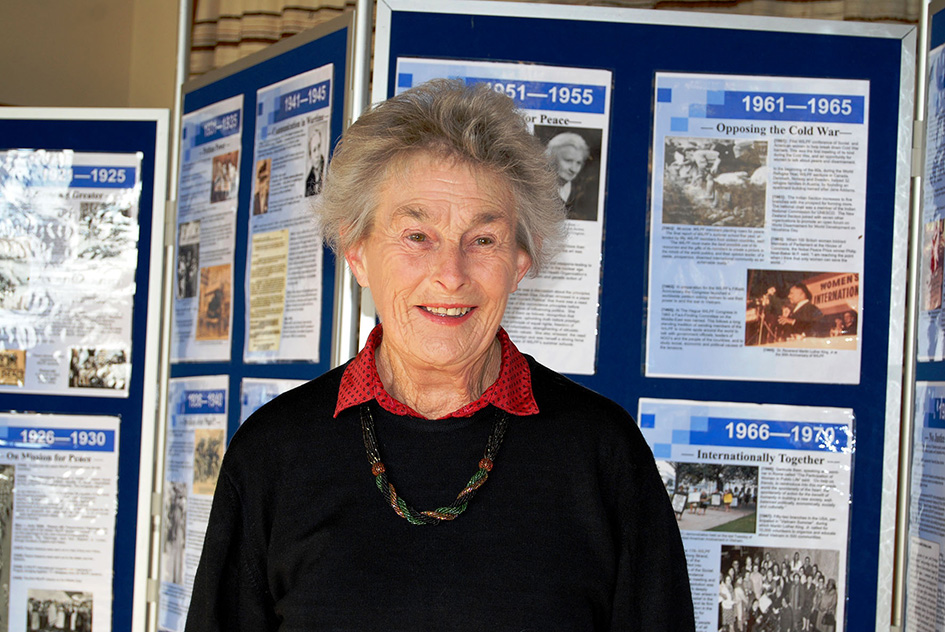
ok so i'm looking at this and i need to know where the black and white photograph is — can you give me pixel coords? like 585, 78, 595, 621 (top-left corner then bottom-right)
162, 481, 187, 585
745, 269, 859, 347
304, 122, 327, 198
252, 158, 271, 215
26, 589, 93, 632
195, 264, 231, 341
176, 221, 200, 300
533, 125, 602, 222
77, 200, 136, 260
0, 464, 12, 632
210, 150, 239, 203
193, 428, 224, 495
664, 462, 757, 533
68, 347, 129, 390
662, 137, 767, 228
717, 544, 840, 632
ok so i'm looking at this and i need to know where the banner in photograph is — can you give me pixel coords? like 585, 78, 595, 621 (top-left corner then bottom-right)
645, 73, 868, 384
638, 398, 853, 632
158, 375, 228, 632
394, 57, 612, 375
172, 96, 243, 362
0, 150, 141, 397
244, 63, 332, 363
0, 412, 119, 632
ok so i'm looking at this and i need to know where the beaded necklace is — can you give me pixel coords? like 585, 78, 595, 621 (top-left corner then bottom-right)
359, 404, 509, 525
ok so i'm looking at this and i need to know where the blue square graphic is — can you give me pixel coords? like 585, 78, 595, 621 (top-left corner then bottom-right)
653, 443, 672, 459
706, 90, 725, 105
640, 413, 656, 428
397, 73, 414, 88
670, 117, 689, 132
657, 88, 672, 103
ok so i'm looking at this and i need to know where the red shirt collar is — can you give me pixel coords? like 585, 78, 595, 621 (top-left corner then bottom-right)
334, 324, 539, 419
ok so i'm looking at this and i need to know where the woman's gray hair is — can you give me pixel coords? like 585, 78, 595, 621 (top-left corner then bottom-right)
316, 78, 566, 274
545, 132, 591, 160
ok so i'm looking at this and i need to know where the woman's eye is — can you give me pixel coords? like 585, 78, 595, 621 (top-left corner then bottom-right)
475, 237, 494, 246
407, 233, 426, 242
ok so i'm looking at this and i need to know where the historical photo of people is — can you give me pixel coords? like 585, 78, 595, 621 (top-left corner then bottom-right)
718, 544, 840, 632
664, 462, 757, 533
26, 589, 93, 632
745, 269, 859, 348
533, 125, 602, 221
176, 221, 200, 300
662, 138, 767, 228
162, 481, 187, 586
68, 348, 129, 390
195, 264, 231, 341
210, 150, 239, 203
923, 218, 944, 311
252, 158, 271, 216
193, 428, 224, 495
304, 122, 328, 198
0, 350, 25, 387
0, 464, 12, 631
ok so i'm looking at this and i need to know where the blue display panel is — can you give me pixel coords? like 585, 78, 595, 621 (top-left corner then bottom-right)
380, 6, 910, 631
0, 114, 163, 632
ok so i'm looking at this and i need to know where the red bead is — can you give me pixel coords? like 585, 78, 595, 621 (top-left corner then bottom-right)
372, 462, 386, 476
479, 458, 493, 471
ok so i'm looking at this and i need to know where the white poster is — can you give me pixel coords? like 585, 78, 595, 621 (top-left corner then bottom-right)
394, 57, 612, 375
645, 73, 868, 384
0, 412, 119, 632
0, 150, 142, 397
244, 64, 332, 363
638, 398, 853, 632
158, 375, 228, 632
172, 96, 243, 362
918, 44, 945, 361
239, 377, 307, 424
905, 382, 945, 630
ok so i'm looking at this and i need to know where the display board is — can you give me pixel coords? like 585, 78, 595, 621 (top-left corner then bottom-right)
374, 2, 913, 630
156, 14, 352, 631
0, 109, 169, 632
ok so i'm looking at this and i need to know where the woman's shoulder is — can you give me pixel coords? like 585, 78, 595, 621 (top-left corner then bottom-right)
525, 355, 632, 423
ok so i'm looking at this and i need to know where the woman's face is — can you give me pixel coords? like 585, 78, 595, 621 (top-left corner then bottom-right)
554, 145, 586, 184
346, 154, 531, 374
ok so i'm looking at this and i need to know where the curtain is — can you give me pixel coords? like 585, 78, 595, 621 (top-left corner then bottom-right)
189, 0, 919, 78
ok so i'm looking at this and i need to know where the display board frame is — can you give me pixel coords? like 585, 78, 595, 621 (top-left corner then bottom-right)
373, 2, 914, 630
0, 107, 169, 632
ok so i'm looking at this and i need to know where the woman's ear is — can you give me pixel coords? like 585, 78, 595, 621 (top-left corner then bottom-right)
344, 241, 370, 289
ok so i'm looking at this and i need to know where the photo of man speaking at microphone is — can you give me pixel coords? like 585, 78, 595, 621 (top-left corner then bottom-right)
745, 269, 859, 349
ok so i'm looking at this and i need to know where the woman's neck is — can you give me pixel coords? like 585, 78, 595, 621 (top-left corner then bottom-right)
375, 339, 501, 419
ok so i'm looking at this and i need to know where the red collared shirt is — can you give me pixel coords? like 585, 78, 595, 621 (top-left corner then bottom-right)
334, 324, 539, 419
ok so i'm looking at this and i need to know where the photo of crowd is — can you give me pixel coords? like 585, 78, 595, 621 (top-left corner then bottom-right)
745, 270, 858, 347
664, 462, 758, 533
662, 137, 768, 228
26, 590, 92, 632
192, 428, 224, 495
718, 545, 839, 632
68, 348, 129, 390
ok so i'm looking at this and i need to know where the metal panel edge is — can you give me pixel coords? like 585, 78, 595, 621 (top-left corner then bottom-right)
379, 0, 913, 40
880, 25, 918, 632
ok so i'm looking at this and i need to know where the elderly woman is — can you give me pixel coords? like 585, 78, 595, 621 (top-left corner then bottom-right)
185, 80, 692, 630
545, 131, 595, 220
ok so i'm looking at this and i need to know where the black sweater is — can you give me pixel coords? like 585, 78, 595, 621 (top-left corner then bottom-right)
184, 358, 695, 631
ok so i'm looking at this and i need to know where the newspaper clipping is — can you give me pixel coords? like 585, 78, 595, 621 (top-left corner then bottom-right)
239, 377, 306, 424
638, 398, 853, 632
158, 376, 228, 632
905, 382, 945, 631
646, 73, 868, 384
394, 57, 612, 375
244, 63, 332, 363
172, 96, 243, 362
0, 412, 119, 632
0, 150, 141, 397
919, 43, 945, 361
